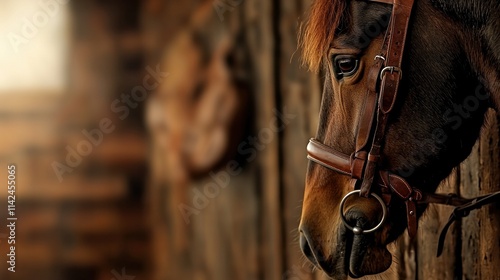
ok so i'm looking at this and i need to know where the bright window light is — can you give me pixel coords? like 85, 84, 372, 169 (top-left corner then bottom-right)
0, 0, 70, 93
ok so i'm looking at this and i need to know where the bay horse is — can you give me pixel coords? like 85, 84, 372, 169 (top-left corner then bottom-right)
298, 0, 500, 278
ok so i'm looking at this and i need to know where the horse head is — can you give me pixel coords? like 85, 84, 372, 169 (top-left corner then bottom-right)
298, 0, 499, 278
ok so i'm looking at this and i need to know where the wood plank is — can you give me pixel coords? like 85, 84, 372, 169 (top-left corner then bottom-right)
16, 208, 58, 234
478, 110, 500, 279
0, 117, 58, 156
461, 131, 483, 279
460, 111, 500, 279
19, 176, 128, 201
147, 146, 172, 280
190, 167, 259, 280
417, 172, 459, 280
243, 0, 283, 279
395, 234, 416, 280
0, 93, 62, 113
279, 0, 323, 279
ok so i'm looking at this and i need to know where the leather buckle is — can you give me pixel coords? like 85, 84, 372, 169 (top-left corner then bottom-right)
380, 66, 403, 80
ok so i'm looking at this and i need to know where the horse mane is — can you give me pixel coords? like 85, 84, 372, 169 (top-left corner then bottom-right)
300, 0, 348, 72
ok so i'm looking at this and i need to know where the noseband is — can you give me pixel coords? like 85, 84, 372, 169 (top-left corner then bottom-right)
306, 0, 500, 256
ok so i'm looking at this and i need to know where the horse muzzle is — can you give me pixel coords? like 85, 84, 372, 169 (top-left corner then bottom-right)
343, 213, 392, 278
299, 193, 392, 279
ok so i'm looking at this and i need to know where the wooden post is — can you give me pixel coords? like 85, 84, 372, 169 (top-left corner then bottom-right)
243, 1, 283, 279
461, 109, 500, 279
279, 0, 324, 279
477, 110, 500, 279
417, 173, 460, 280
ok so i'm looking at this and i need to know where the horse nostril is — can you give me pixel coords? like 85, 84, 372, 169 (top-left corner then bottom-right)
299, 232, 318, 266
345, 209, 370, 230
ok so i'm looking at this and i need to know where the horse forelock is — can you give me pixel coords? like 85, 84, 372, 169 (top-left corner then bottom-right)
300, 0, 349, 72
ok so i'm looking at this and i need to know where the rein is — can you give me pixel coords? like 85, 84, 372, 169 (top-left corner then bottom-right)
306, 0, 500, 256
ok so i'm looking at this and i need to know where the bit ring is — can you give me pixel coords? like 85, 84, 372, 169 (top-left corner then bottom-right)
339, 190, 388, 235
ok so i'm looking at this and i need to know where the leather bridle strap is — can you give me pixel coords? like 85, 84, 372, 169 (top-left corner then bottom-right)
436, 191, 500, 256
359, 0, 415, 197
307, 139, 422, 236
307, 139, 352, 176
307, 0, 419, 237
308, 139, 500, 254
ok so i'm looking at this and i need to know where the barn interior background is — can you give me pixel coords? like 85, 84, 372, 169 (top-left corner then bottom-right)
0, 0, 498, 279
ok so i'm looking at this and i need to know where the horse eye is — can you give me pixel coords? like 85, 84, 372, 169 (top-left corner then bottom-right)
334, 56, 359, 79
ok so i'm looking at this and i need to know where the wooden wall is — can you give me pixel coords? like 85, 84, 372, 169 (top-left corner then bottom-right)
145, 0, 328, 279
0, 94, 150, 280
0, 1, 151, 279
395, 109, 499, 280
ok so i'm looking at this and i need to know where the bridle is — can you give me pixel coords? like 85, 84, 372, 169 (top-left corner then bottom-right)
306, 0, 500, 256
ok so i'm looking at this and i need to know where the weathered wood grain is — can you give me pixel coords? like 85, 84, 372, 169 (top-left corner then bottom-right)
460, 109, 500, 280
417, 172, 460, 280
478, 110, 500, 280
243, 1, 283, 279
279, 0, 322, 279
